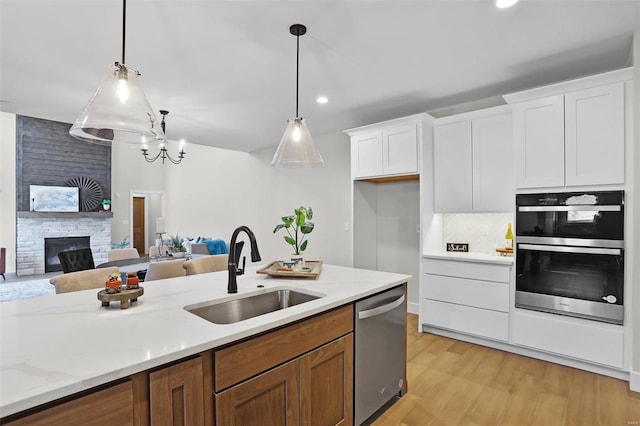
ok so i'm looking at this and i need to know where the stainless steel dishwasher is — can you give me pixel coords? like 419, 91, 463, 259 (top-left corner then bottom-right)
355, 284, 406, 425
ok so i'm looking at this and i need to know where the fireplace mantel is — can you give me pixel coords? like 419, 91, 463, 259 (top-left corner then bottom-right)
17, 211, 113, 219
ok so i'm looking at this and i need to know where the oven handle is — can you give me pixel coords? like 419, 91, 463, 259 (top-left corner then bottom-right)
518, 205, 621, 212
519, 244, 622, 256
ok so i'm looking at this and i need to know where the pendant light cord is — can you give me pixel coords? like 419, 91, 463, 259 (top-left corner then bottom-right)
295, 31, 299, 118
121, 0, 126, 65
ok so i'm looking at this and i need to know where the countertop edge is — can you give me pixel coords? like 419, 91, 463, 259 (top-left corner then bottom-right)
423, 251, 513, 265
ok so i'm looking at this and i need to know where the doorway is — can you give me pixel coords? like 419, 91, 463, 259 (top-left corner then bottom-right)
130, 191, 165, 257
132, 197, 145, 255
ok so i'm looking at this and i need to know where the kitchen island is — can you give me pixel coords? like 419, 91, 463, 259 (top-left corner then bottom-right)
0, 264, 410, 423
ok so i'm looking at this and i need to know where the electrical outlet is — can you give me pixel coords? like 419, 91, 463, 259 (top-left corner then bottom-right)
482, 225, 489, 236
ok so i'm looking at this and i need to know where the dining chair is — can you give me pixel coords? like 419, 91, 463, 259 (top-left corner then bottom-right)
144, 259, 186, 282
50, 266, 119, 294
182, 254, 229, 276
148, 246, 161, 257
107, 248, 140, 262
58, 248, 95, 273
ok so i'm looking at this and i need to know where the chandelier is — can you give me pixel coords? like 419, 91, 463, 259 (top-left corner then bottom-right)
141, 110, 186, 164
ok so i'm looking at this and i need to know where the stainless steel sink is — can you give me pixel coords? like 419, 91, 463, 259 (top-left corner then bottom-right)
184, 288, 325, 324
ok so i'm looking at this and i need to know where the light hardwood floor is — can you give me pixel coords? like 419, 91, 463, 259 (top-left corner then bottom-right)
373, 314, 640, 426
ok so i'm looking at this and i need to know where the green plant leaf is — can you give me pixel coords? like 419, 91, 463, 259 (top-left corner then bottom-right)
300, 222, 314, 234
284, 236, 296, 246
295, 210, 305, 227
300, 240, 308, 252
306, 207, 313, 219
282, 216, 294, 227
273, 224, 285, 233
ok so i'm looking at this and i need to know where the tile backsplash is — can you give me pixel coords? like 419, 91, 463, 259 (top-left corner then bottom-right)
443, 213, 514, 254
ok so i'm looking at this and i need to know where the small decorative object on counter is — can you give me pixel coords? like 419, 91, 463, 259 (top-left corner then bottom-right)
105, 272, 122, 294
169, 233, 187, 257
101, 199, 111, 211
126, 272, 139, 289
505, 223, 514, 250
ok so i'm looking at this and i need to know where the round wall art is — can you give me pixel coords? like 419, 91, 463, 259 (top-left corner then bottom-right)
65, 176, 103, 212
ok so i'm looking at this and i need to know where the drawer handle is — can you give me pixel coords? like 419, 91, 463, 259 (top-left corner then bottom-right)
358, 295, 405, 320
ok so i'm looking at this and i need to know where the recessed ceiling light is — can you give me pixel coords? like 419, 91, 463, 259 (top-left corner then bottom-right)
316, 96, 329, 104
496, 0, 519, 8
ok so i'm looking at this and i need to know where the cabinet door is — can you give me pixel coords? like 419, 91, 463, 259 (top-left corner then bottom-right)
513, 95, 565, 188
472, 113, 514, 211
351, 132, 383, 179
216, 360, 300, 426
565, 82, 625, 186
433, 121, 472, 212
299, 334, 354, 426
382, 123, 418, 175
150, 357, 205, 426
5, 381, 134, 426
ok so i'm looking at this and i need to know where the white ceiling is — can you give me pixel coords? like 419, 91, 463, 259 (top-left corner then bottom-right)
1, 0, 638, 153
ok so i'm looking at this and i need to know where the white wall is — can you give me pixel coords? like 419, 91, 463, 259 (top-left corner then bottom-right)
0, 112, 16, 273
162, 131, 353, 267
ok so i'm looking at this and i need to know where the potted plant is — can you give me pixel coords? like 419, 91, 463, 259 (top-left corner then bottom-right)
169, 234, 187, 258
101, 199, 111, 211
273, 206, 315, 265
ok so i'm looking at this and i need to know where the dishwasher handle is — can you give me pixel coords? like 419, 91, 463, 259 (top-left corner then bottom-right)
358, 294, 405, 320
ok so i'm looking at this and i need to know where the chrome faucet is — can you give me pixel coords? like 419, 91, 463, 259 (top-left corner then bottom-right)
228, 226, 261, 293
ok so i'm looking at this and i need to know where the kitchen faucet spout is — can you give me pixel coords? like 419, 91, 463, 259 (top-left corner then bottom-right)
228, 226, 261, 293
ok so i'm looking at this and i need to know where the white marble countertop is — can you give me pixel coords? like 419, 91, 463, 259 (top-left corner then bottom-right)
423, 250, 514, 265
0, 264, 410, 418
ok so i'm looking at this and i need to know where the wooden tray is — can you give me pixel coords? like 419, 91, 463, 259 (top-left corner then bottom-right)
256, 261, 323, 279
496, 248, 514, 257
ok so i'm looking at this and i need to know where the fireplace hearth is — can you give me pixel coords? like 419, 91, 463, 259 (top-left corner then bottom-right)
44, 237, 90, 273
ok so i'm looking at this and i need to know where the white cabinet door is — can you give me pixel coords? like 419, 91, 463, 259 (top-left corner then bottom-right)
472, 113, 513, 212
351, 132, 383, 179
565, 82, 625, 186
513, 95, 565, 188
433, 121, 472, 212
382, 123, 418, 175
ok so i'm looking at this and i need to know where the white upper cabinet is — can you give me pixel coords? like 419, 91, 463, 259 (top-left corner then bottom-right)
512, 95, 565, 188
564, 83, 625, 186
433, 106, 513, 213
505, 69, 630, 189
472, 113, 514, 211
434, 121, 473, 212
346, 114, 427, 180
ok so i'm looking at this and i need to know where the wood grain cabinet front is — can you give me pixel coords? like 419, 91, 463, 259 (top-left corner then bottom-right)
149, 353, 213, 426
3, 381, 136, 426
214, 306, 354, 426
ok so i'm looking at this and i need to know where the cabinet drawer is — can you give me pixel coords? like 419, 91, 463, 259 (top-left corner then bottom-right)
215, 305, 354, 391
423, 258, 511, 283
424, 274, 509, 312
512, 311, 623, 369
421, 299, 509, 342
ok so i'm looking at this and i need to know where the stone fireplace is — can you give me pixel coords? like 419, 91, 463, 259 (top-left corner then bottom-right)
16, 212, 111, 276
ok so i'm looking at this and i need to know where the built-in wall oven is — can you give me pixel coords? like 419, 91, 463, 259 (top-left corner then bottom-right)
515, 191, 624, 325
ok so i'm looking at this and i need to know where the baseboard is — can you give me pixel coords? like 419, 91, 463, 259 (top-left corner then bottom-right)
631, 370, 640, 393
407, 302, 419, 315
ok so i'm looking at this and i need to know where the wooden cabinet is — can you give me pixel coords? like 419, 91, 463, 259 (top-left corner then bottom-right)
299, 335, 353, 426
420, 258, 511, 342
149, 356, 209, 426
507, 71, 629, 189
347, 114, 427, 180
4, 381, 136, 426
216, 360, 300, 426
433, 106, 513, 213
215, 306, 354, 426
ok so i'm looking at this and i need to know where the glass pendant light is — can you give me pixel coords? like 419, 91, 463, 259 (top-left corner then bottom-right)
271, 24, 324, 169
69, 0, 163, 145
